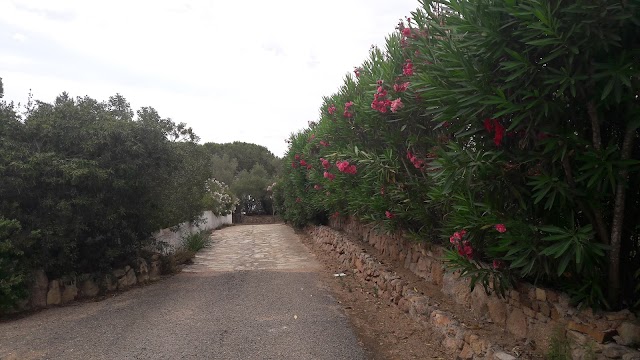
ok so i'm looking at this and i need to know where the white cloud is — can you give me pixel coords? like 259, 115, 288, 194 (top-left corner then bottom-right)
0, 0, 420, 156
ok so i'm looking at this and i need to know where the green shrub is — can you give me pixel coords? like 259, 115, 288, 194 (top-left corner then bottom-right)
181, 231, 211, 253
276, 0, 640, 309
0, 218, 27, 311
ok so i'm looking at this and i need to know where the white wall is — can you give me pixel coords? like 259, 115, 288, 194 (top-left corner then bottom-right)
153, 211, 232, 252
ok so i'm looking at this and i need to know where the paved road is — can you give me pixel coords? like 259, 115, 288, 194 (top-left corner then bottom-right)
0, 224, 367, 360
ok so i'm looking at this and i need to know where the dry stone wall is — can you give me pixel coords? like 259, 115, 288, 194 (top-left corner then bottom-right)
307, 217, 640, 360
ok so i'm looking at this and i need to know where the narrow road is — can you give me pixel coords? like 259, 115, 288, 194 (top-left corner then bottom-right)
0, 224, 367, 360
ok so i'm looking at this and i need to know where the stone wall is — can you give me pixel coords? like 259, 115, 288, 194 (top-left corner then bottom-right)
25, 255, 162, 311
308, 217, 640, 359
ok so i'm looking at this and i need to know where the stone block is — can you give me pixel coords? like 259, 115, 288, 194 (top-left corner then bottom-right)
61, 281, 78, 303
506, 308, 528, 338
568, 320, 616, 343
535, 287, 547, 301
79, 278, 100, 297
616, 321, 640, 346
487, 297, 507, 326
29, 269, 48, 308
46, 280, 61, 305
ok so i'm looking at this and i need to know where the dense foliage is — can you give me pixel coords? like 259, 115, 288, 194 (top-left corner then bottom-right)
205, 142, 280, 215
0, 91, 217, 308
276, 0, 640, 309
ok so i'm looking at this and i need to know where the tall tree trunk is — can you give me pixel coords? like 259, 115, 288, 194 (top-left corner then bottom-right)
607, 123, 637, 306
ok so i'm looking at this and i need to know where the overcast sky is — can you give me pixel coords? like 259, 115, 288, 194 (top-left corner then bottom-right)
0, 0, 419, 156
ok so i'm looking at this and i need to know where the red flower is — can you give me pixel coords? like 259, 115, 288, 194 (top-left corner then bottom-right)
295, 197, 302, 203
314, 184, 322, 190
494, 224, 507, 233
493, 121, 505, 147
295, 154, 300, 160
291, 161, 298, 168
336, 160, 357, 174
401, 27, 411, 37
458, 241, 473, 259
403, 59, 414, 76
306, 165, 312, 170
493, 260, 504, 269
319, 140, 329, 147
354, 67, 361, 78
328, 104, 336, 115
385, 211, 395, 219
380, 187, 385, 195
483, 118, 494, 132
299, 160, 307, 167
320, 158, 331, 170
323, 171, 336, 181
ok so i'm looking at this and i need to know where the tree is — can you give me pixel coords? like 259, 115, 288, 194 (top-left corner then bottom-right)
211, 153, 238, 186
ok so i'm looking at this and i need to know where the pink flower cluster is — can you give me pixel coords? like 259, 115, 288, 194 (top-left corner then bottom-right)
385, 210, 395, 219
483, 118, 505, 147
328, 104, 336, 115
371, 85, 392, 113
494, 224, 507, 233
319, 140, 329, 147
344, 101, 354, 118
406, 150, 425, 169
403, 59, 414, 76
354, 67, 362, 78
449, 229, 473, 260
323, 171, 336, 181
314, 184, 322, 190
336, 160, 357, 174
390, 98, 403, 113
320, 158, 331, 170
393, 82, 409, 92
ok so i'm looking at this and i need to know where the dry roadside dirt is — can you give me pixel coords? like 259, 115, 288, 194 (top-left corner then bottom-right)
297, 230, 451, 360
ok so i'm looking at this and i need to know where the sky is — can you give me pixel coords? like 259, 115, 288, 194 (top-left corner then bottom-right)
0, 0, 420, 157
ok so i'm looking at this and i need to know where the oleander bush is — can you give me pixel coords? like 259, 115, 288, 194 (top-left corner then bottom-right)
276, 0, 640, 309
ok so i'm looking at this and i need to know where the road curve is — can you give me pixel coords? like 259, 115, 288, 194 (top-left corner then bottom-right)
0, 224, 367, 360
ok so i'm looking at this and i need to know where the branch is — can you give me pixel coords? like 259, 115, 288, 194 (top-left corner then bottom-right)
587, 101, 602, 152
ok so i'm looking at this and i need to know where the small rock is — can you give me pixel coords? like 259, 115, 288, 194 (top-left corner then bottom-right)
603, 344, 632, 359
124, 267, 137, 287
617, 321, 640, 346
112, 268, 126, 278
506, 308, 528, 339
79, 278, 100, 297
149, 260, 161, 281
459, 343, 474, 359
493, 351, 517, 360
535, 287, 547, 301
622, 352, 640, 360
61, 281, 78, 303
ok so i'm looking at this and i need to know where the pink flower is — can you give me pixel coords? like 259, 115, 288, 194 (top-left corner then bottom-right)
306, 165, 312, 170
295, 154, 300, 160
314, 184, 322, 190
393, 82, 409, 92
291, 161, 298, 168
308, 134, 316, 142
354, 67, 361, 78
320, 158, 331, 170
323, 171, 336, 181
493, 260, 503, 269
336, 160, 357, 174
319, 140, 329, 147
403, 59, 414, 76
344, 101, 355, 118
380, 187, 385, 195
390, 98, 403, 113
494, 224, 507, 233
385, 211, 395, 219
328, 104, 336, 115
402, 27, 411, 37
299, 160, 307, 167
458, 241, 473, 259
295, 197, 301, 203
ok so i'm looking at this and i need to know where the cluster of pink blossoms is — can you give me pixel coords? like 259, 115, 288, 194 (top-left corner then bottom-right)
390, 98, 403, 113
314, 184, 322, 190
320, 158, 331, 170
344, 101, 354, 118
393, 82, 409, 92
403, 59, 414, 76
323, 171, 336, 181
483, 118, 506, 147
319, 140, 329, 147
406, 150, 425, 169
336, 160, 357, 174
371, 83, 392, 113
449, 229, 473, 259
328, 104, 336, 115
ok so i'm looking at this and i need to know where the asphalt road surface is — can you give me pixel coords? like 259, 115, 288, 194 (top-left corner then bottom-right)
0, 224, 367, 360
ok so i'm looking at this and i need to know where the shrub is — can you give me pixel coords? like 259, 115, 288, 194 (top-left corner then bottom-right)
276, 0, 640, 309
181, 230, 211, 253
